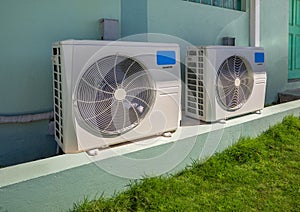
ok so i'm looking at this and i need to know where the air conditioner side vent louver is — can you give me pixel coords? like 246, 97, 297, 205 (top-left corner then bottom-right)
52, 47, 63, 144
186, 48, 205, 119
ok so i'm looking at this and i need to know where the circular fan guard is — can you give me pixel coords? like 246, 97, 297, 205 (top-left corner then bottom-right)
216, 55, 254, 111
75, 55, 156, 136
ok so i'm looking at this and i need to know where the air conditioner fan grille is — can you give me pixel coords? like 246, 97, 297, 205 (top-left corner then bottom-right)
76, 55, 156, 135
216, 55, 254, 111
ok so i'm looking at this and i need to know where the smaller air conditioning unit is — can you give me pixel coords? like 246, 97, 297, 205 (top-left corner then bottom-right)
185, 46, 267, 122
52, 40, 181, 153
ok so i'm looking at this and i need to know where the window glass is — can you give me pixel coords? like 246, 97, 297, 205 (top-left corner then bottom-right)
236, 0, 242, 10
201, 0, 212, 5
224, 0, 234, 9
183, 0, 243, 11
213, 0, 222, 7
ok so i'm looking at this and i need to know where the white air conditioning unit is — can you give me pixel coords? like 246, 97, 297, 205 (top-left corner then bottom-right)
185, 46, 266, 122
52, 40, 181, 153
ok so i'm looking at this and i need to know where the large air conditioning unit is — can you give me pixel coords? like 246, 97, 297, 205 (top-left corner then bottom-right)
185, 46, 266, 122
52, 40, 181, 153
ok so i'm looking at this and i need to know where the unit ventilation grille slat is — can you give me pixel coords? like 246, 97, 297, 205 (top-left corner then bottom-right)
52, 47, 63, 144
186, 49, 204, 117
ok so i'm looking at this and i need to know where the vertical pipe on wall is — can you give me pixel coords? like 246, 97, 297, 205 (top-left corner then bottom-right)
250, 0, 260, 47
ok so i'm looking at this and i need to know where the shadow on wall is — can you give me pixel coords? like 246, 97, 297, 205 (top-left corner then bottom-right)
0, 120, 58, 167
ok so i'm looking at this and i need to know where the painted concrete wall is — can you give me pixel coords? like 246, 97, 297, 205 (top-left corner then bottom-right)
260, 0, 300, 103
0, 0, 121, 166
122, 0, 250, 46
121, 0, 147, 38
121, 0, 250, 108
0, 0, 120, 115
121, 0, 300, 104
147, 0, 250, 46
0, 120, 57, 167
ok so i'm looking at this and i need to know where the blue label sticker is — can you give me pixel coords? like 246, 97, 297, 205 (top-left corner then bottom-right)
255, 52, 264, 63
157, 51, 176, 65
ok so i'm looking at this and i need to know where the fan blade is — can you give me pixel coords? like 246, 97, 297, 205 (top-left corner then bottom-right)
238, 85, 247, 104
124, 98, 140, 124
95, 60, 116, 91
218, 85, 235, 107
126, 94, 151, 110
82, 100, 113, 122
119, 100, 138, 133
226, 57, 237, 79
123, 71, 150, 90
103, 101, 120, 132
234, 56, 243, 77
113, 54, 119, 88
77, 96, 114, 104
121, 60, 136, 85
236, 60, 245, 76
80, 78, 114, 94
232, 86, 240, 107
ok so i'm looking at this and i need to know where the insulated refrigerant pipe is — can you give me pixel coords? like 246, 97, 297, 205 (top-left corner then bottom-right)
0, 111, 54, 124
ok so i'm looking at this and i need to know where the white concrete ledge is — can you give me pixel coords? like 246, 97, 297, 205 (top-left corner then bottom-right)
1, 100, 300, 188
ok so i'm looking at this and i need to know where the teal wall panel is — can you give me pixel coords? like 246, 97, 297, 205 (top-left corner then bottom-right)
121, 0, 148, 38
0, 0, 120, 115
261, 0, 289, 103
261, 0, 300, 103
0, 0, 298, 113
296, 35, 300, 69
0, 120, 57, 167
0, 0, 121, 167
147, 0, 250, 46
121, 0, 250, 46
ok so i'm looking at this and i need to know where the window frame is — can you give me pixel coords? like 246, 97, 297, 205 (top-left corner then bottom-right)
183, 0, 245, 12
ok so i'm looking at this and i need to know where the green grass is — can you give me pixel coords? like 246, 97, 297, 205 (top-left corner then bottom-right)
71, 116, 300, 211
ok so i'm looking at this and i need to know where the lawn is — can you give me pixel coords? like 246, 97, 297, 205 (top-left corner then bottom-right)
71, 116, 300, 211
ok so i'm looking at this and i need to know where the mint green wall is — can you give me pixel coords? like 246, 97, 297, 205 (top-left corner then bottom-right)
261, 0, 288, 103
121, 0, 147, 38
261, 0, 300, 103
0, 121, 57, 167
0, 0, 120, 115
121, 0, 300, 104
121, 0, 250, 107
0, 0, 120, 167
147, 0, 250, 46
121, 0, 250, 46
1, 0, 298, 113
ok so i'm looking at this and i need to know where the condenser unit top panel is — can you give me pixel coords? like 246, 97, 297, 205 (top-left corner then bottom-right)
54, 39, 179, 48
192, 46, 264, 51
